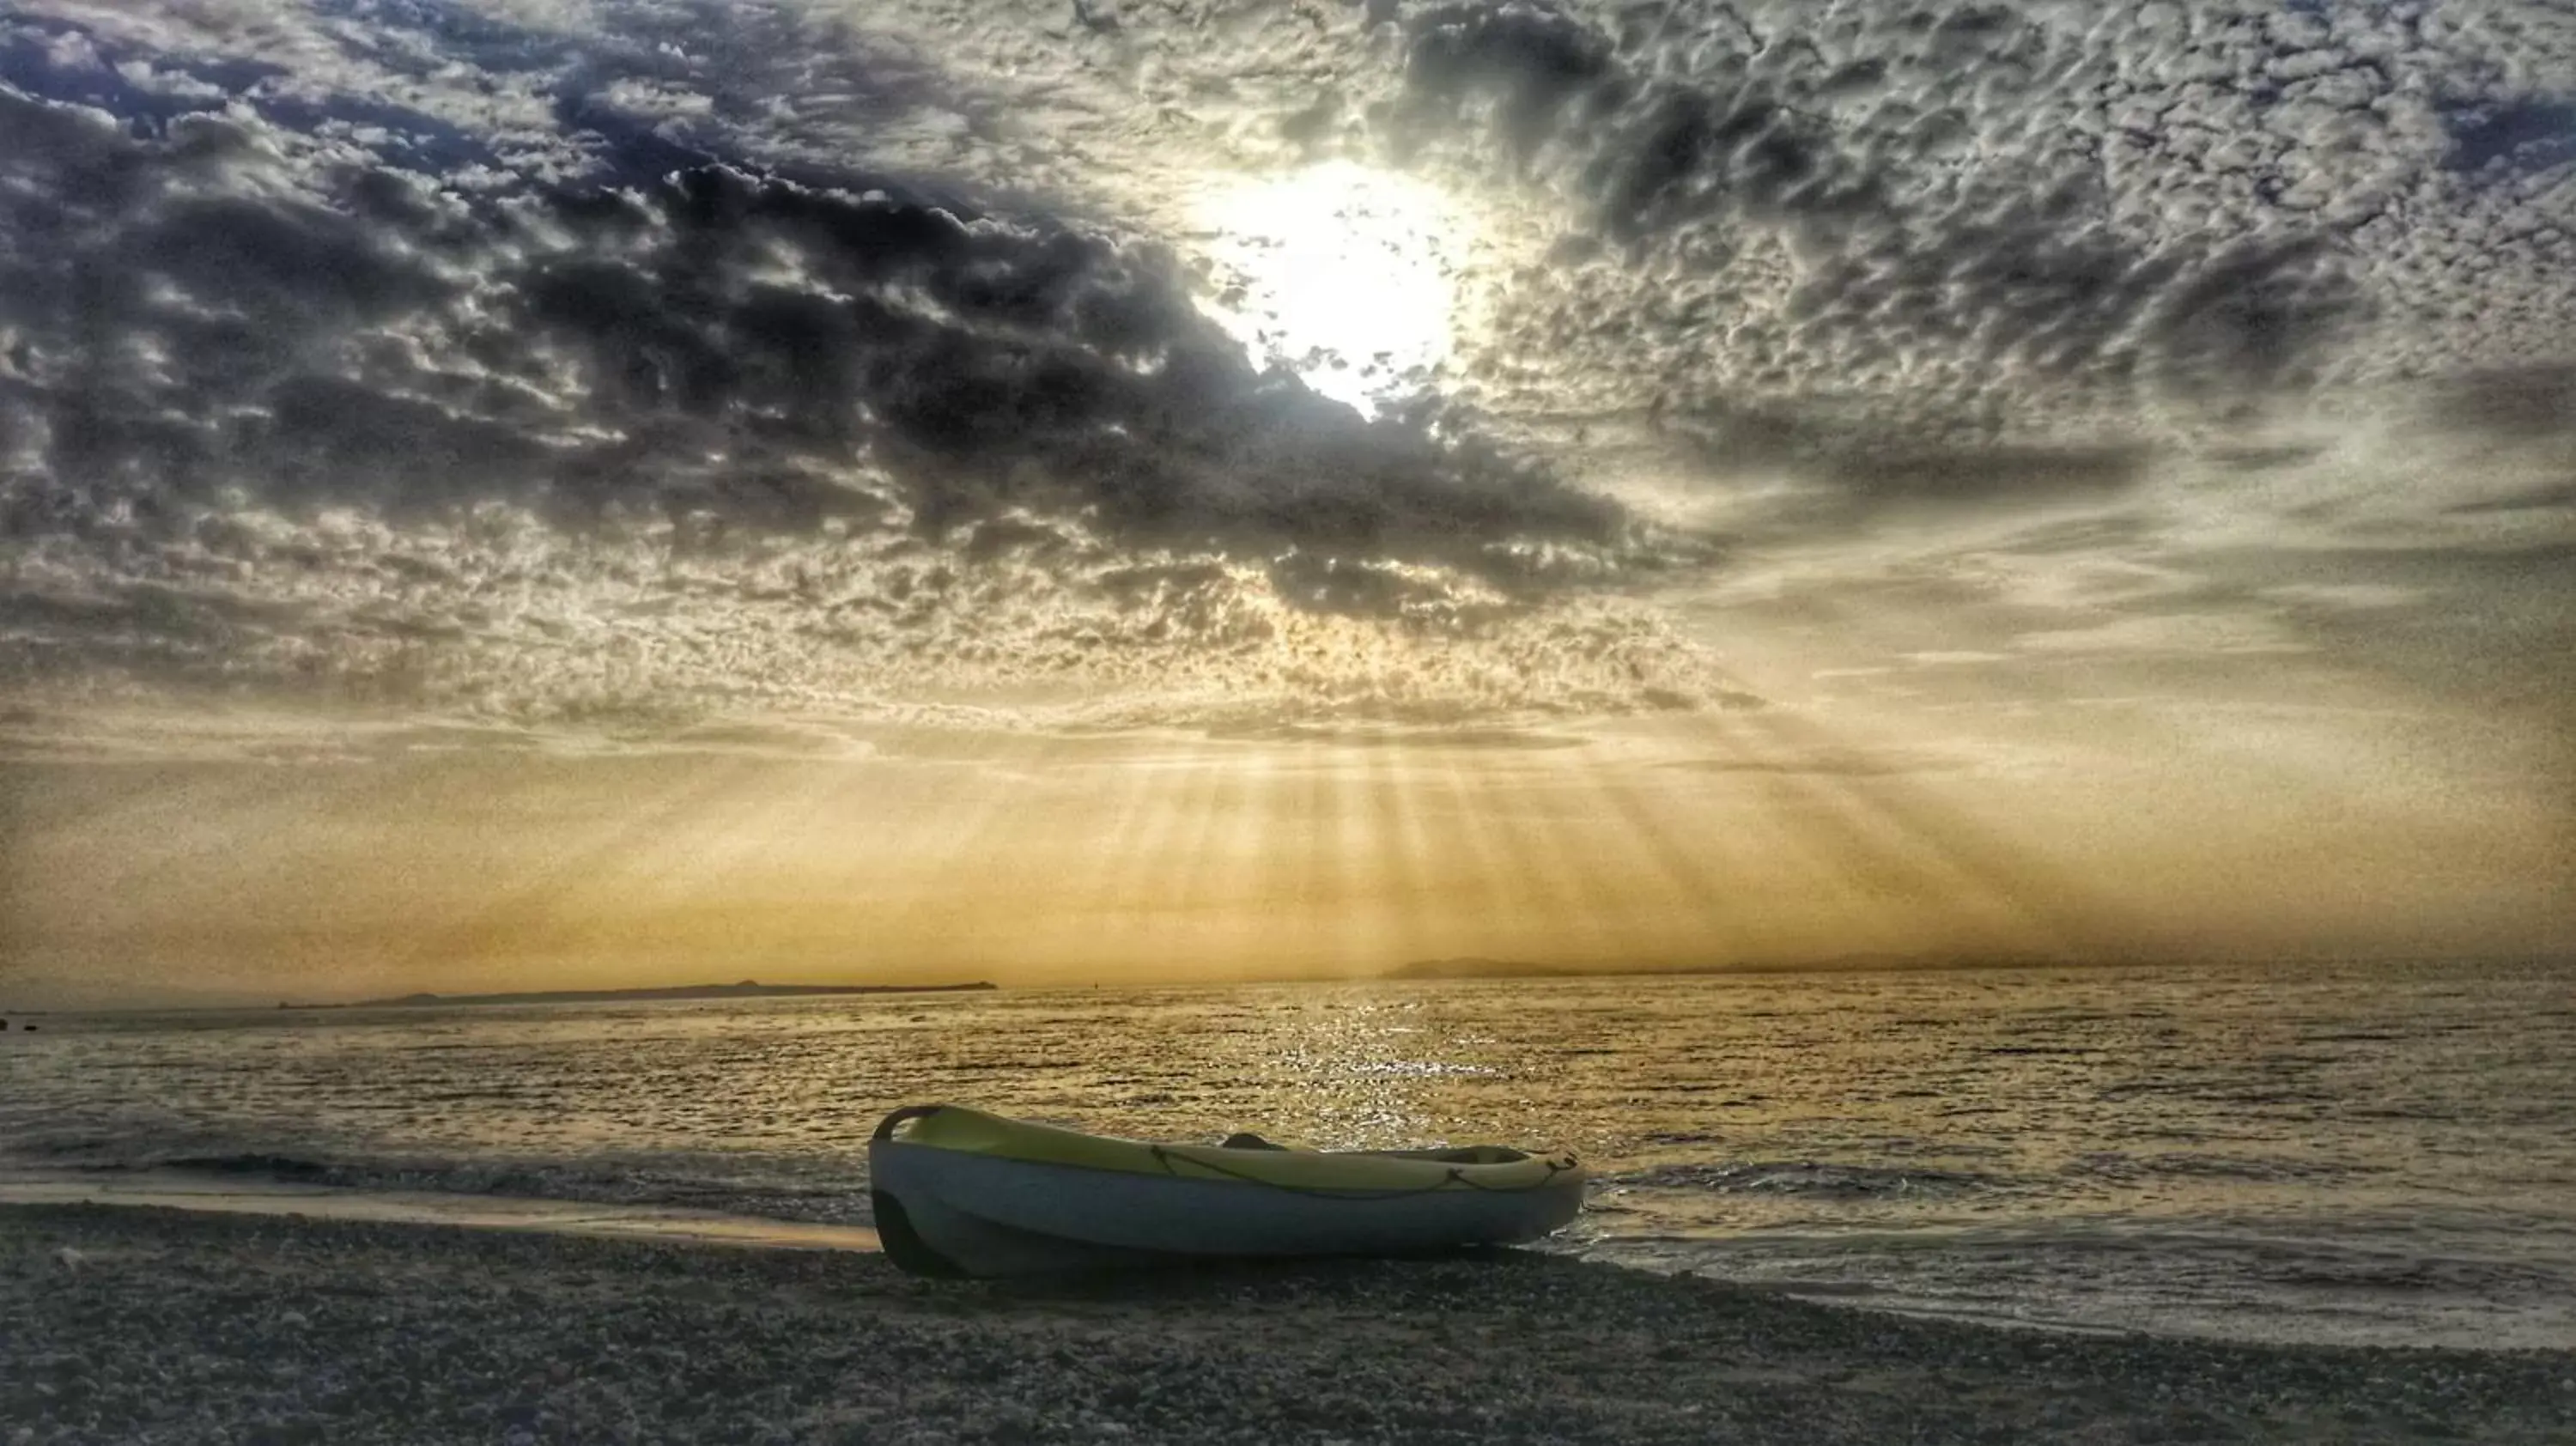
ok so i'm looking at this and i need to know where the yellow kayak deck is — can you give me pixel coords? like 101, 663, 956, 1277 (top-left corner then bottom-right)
878, 1104, 1580, 1194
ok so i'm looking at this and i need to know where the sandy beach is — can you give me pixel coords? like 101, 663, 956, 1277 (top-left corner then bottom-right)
6, 1203, 2573, 1445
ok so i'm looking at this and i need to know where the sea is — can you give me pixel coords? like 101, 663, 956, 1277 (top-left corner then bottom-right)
5, 960, 2573, 1351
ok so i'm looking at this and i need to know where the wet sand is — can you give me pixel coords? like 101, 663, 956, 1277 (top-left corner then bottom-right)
6, 1202, 2573, 1444
0, 1171, 880, 1252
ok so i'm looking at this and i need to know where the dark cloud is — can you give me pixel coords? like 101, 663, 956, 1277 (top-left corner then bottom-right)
1667, 395, 2153, 512
1, 10, 502, 176
2445, 479, 2576, 518
1401, 3, 1880, 231
2204, 444, 2328, 474
2, 0, 2571, 748
0, 19, 280, 132
0, 54, 1649, 591
1397, 3, 1620, 171
1392, 0, 2478, 512
2443, 96, 2576, 175
2436, 367, 2576, 440
0, 12, 1728, 733
501, 165, 1639, 586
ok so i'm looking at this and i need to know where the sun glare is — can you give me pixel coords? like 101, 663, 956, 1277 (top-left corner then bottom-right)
1188, 161, 1469, 413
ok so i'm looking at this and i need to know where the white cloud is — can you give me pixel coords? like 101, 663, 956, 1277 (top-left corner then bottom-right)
0, 0, 2569, 761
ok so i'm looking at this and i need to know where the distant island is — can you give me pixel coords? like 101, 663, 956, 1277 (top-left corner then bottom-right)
1381, 957, 1587, 980
1376, 952, 2088, 981
283, 980, 997, 1010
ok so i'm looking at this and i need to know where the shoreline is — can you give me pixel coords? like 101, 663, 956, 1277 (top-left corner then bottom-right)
0, 1170, 881, 1253
9, 1202, 2574, 1444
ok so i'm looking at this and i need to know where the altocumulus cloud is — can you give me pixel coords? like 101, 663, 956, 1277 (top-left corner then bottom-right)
1382, 0, 2573, 494
2, 0, 2573, 753
0, 5, 1712, 743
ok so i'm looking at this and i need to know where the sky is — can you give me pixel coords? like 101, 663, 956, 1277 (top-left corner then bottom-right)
1, 0, 2570, 1005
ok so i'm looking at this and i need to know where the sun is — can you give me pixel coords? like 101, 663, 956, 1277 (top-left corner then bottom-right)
1188, 161, 1470, 413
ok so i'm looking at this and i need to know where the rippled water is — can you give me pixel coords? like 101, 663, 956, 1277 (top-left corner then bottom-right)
5, 961, 2573, 1347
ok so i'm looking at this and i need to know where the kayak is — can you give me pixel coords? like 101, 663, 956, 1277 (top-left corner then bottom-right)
866, 1103, 1586, 1277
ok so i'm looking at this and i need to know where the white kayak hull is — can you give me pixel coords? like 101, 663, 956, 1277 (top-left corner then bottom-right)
866, 1108, 1587, 1278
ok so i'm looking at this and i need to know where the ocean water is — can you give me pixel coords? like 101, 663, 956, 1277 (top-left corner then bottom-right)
4, 962, 2573, 1349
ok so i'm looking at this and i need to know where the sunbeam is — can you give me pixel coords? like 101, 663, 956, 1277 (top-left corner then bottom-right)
5, 3, 2573, 1423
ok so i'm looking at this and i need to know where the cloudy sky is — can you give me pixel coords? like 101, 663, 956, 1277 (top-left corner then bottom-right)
2, 0, 2569, 1003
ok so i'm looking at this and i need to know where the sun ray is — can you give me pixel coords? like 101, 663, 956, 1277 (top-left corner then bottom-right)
844, 728, 1069, 970
1716, 703, 2123, 954
1168, 735, 1257, 969
1542, 752, 1672, 967
1422, 738, 1558, 960
1575, 750, 1753, 967
1103, 738, 1218, 966
1054, 740, 1176, 951
397, 756, 767, 981
1287, 744, 1355, 970
1360, 732, 1438, 969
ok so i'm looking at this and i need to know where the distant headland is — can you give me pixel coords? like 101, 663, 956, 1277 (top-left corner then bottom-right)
282, 980, 997, 1010
1376, 952, 2090, 981
1380, 957, 1586, 981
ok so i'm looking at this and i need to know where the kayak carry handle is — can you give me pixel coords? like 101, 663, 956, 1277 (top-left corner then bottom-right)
872, 1103, 948, 1142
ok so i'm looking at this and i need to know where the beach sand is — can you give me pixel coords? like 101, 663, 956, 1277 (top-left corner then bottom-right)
5, 1203, 2573, 1444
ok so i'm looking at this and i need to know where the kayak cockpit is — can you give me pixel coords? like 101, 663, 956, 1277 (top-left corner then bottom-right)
1361, 1145, 1534, 1165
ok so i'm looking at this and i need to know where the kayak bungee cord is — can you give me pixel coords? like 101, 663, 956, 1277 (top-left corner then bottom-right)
1145, 1143, 1580, 1199
878, 1103, 1579, 1199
